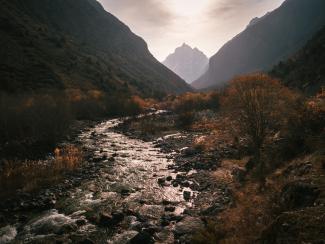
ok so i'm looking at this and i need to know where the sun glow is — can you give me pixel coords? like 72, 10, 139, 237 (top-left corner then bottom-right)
167, 0, 211, 16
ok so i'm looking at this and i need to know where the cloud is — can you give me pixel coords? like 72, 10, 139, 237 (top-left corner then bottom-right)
207, 0, 278, 18
99, 0, 173, 27
97, 0, 285, 61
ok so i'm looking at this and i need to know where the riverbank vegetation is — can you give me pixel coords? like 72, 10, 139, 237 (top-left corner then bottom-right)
187, 75, 324, 243
117, 73, 325, 243
0, 90, 150, 198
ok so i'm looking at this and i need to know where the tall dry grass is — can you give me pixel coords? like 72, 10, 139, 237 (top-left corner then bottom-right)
0, 145, 83, 197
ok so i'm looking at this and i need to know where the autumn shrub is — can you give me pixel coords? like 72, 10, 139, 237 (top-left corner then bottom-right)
0, 145, 83, 197
222, 73, 299, 184
282, 95, 325, 157
104, 95, 144, 117
177, 111, 195, 129
0, 90, 147, 159
192, 220, 226, 244
0, 92, 73, 158
162, 91, 220, 113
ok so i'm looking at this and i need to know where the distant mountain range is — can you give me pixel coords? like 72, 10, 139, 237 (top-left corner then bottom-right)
270, 26, 325, 95
163, 44, 208, 83
0, 0, 190, 96
192, 0, 325, 89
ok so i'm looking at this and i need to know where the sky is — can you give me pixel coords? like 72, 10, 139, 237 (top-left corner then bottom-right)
98, 0, 285, 61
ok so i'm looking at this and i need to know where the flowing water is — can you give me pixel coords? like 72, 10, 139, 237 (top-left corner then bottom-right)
3, 117, 197, 243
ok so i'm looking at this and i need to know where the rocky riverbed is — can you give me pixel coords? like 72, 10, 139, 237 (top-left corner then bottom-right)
0, 113, 232, 243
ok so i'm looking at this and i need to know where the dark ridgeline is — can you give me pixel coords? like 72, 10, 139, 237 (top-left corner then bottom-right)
192, 0, 325, 90
270, 26, 325, 95
0, 0, 190, 96
163, 43, 208, 83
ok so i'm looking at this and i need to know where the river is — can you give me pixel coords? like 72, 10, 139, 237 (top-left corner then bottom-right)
1, 116, 200, 243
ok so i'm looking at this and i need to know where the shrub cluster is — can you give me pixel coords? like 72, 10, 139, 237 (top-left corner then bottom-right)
0, 90, 147, 158
163, 91, 220, 113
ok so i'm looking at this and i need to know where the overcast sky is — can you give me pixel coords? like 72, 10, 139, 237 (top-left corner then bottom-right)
98, 0, 285, 61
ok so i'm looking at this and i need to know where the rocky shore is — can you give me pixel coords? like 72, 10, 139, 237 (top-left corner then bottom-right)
0, 113, 235, 243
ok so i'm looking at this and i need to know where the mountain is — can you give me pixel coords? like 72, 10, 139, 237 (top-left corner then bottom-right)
163, 43, 208, 83
192, 0, 325, 89
270, 26, 325, 95
0, 0, 190, 96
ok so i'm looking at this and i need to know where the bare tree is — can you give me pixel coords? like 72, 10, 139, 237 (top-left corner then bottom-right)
224, 73, 296, 185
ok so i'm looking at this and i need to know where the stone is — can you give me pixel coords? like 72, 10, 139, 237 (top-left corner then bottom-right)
121, 189, 130, 196
76, 219, 86, 226
160, 217, 170, 227
26, 210, 77, 235
99, 212, 124, 227
166, 176, 173, 181
174, 216, 204, 235
172, 182, 179, 187
183, 191, 191, 201
181, 181, 190, 187
79, 238, 95, 244
158, 178, 165, 185
0, 226, 17, 243
129, 231, 154, 244
165, 206, 176, 212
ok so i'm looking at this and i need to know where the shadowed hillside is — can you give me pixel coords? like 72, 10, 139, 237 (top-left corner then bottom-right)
0, 0, 190, 96
270, 26, 325, 95
192, 0, 325, 89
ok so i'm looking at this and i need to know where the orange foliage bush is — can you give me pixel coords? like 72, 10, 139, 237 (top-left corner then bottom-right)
162, 91, 220, 113
223, 73, 299, 183
0, 145, 83, 197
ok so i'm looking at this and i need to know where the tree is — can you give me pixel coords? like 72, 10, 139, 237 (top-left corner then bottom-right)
224, 73, 297, 185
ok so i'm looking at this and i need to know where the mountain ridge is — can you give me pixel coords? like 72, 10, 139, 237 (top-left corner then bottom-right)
163, 43, 208, 83
192, 0, 325, 89
0, 0, 190, 96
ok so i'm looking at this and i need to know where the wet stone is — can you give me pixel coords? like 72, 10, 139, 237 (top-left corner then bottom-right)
129, 231, 155, 244
99, 212, 124, 227
174, 216, 204, 235
165, 206, 176, 212
158, 178, 166, 185
181, 181, 190, 187
172, 182, 179, 187
183, 191, 191, 201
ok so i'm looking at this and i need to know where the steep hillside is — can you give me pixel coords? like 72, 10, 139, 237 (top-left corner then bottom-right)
270, 26, 325, 95
163, 44, 208, 83
0, 0, 190, 96
192, 0, 325, 89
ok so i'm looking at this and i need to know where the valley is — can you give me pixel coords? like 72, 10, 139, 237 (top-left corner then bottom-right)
0, 0, 324, 243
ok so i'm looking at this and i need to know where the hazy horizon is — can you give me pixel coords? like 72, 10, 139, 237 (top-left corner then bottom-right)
98, 0, 285, 61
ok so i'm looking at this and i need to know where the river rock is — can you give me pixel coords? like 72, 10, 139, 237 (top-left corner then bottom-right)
174, 216, 204, 235
166, 176, 173, 181
172, 181, 179, 187
99, 212, 124, 227
158, 178, 165, 185
183, 191, 191, 201
129, 231, 154, 244
165, 206, 176, 212
0, 226, 17, 243
108, 231, 138, 244
24, 210, 77, 235
181, 181, 190, 187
